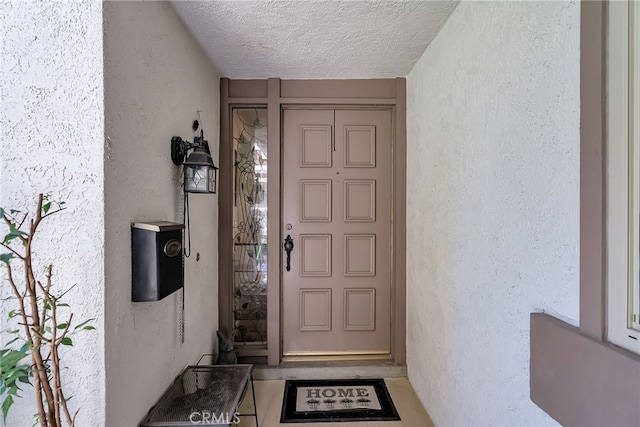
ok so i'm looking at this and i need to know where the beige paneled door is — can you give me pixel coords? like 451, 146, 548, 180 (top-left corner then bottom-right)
282, 109, 392, 356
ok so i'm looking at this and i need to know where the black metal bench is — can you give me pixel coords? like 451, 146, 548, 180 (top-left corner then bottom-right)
140, 364, 258, 427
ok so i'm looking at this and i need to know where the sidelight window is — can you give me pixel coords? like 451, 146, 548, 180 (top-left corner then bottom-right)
232, 108, 268, 346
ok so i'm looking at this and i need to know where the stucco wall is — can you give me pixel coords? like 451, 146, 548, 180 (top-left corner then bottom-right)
103, 2, 220, 425
0, 1, 105, 425
406, 1, 580, 425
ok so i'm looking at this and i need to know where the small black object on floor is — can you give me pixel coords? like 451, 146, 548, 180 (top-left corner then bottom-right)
280, 378, 400, 423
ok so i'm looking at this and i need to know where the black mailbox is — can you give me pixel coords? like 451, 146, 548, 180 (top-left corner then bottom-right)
131, 221, 184, 302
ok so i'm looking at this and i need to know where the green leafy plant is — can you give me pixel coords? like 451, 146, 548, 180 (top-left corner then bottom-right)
0, 194, 94, 426
0, 343, 30, 421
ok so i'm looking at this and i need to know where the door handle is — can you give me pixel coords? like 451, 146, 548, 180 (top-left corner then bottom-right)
284, 235, 294, 272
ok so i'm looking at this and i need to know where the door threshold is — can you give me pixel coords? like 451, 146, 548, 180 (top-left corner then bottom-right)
252, 359, 406, 381
282, 354, 392, 363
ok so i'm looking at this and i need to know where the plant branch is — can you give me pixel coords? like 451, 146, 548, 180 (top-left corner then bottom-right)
41, 207, 66, 221
0, 241, 25, 260
4, 263, 33, 344
50, 287, 62, 427
1, 194, 84, 427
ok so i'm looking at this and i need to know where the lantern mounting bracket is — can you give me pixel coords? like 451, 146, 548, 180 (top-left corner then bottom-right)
171, 136, 212, 166
171, 136, 187, 165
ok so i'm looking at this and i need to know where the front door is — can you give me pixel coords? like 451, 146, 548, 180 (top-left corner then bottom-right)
282, 109, 392, 356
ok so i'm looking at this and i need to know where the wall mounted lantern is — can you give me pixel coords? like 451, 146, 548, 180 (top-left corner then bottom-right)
171, 120, 217, 258
171, 126, 218, 194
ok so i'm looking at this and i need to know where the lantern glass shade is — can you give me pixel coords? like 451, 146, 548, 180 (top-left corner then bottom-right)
184, 165, 216, 193
183, 148, 217, 193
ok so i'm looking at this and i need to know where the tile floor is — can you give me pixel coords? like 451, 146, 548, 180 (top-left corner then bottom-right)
237, 378, 434, 427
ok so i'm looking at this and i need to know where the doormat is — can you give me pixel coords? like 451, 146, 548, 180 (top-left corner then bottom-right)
280, 379, 400, 423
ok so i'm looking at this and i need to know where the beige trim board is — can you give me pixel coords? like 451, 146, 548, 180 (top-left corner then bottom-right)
579, 0, 606, 341
227, 98, 268, 105
266, 77, 282, 366
281, 79, 397, 99
393, 77, 407, 365
235, 345, 268, 358
531, 314, 640, 426
218, 78, 233, 342
281, 105, 396, 111
279, 97, 398, 105
229, 79, 268, 97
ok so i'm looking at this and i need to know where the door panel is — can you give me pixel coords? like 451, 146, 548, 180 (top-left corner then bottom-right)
283, 109, 392, 355
299, 234, 332, 276
299, 289, 332, 331
300, 125, 333, 167
344, 180, 376, 222
344, 234, 376, 277
300, 180, 332, 222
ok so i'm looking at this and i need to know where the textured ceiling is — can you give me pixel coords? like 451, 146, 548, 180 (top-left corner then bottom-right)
171, 0, 458, 79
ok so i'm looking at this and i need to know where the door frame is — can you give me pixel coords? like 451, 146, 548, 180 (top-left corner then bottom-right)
219, 78, 407, 366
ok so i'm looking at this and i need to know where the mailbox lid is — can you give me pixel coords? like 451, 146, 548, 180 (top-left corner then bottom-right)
131, 221, 184, 232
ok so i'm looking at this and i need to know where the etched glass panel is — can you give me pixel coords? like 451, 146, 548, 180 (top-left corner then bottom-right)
232, 108, 268, 345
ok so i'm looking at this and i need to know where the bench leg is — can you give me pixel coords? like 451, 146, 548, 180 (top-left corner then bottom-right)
237, 374, 259, 427
250, 375, 258, 427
